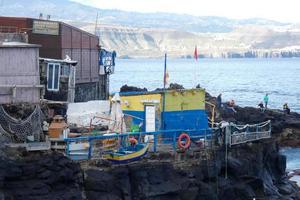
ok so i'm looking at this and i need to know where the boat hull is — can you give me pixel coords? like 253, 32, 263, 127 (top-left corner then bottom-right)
103, 143, 149, 164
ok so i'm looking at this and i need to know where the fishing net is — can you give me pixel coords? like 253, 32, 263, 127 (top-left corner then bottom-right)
0, 105, 43, 143
0, 123, 13, 143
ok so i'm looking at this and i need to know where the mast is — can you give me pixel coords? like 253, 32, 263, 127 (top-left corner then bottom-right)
162, 53, 167, 130
95, 12, 99, 35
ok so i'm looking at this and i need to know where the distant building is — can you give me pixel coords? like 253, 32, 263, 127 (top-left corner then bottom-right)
0, 42, 43, 104
0, 16, 114, 102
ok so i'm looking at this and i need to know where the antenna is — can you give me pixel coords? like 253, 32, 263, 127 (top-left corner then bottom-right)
95, 12, 101, 46
95, 12, 98, 35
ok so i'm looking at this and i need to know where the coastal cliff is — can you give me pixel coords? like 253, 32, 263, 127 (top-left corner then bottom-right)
3, 0, 300, 58
83, 139, 299, 200
0, 139, 298, 199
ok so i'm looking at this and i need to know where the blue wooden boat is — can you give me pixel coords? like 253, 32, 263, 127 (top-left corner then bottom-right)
103, 143, 150, 164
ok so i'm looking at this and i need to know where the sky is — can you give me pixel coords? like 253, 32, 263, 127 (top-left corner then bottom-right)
70, 0, 300, 23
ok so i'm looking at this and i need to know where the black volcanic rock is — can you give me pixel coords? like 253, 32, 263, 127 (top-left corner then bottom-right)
120, 85, 148, 92
0, 150, 83, 200
82, 139, 299, 200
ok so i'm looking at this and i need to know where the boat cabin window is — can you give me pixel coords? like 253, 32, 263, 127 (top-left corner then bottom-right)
47, 63, 60, 91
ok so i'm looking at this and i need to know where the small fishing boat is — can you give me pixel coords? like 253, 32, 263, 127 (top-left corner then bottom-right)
103, 142, 150, 164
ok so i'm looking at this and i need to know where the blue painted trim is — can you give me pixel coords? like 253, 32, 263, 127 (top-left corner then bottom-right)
154, 134, 157, 152
143, 105, 146, 132
64, 129, 212, 142
65, 128, 213, 158
88, 139, 92, 159
64, 129, 213, 149
115, 88, 205, 96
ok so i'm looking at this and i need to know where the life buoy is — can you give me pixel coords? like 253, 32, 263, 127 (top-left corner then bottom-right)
177, 133, 191, 149
129, 137, 138, 146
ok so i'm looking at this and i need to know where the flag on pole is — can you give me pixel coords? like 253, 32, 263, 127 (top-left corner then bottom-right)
194, 45, 198, 61
164, 70, 169, 86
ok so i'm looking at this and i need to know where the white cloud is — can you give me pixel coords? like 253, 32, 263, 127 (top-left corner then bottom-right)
71, 0, 300, 23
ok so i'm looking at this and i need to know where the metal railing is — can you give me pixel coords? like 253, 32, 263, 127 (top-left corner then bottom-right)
228, 120, 272, 146
64, 128, 213, 160
205, 101, 216, 128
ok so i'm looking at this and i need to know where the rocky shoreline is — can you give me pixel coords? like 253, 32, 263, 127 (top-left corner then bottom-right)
0, 138, 298, 199
83, 139, 300, 200
0, 100, 300, 199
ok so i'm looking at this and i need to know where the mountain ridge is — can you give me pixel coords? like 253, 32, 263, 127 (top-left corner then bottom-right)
1, 0, 300, 58
0, 0, 291, 32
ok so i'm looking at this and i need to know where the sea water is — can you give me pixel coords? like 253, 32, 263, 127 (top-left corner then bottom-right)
280, 148, 300, 186
111, 58, 300, 112
112, 58, 300, 183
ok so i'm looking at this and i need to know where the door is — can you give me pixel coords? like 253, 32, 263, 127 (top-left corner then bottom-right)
145, 105, 156, 143
145, 105, 156, 132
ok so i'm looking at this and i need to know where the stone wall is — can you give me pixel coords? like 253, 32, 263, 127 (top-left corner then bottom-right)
75, 76, 109, 102
75, 82, 98, 102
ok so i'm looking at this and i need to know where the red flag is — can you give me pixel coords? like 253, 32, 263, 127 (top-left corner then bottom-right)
194, 46, 198, 61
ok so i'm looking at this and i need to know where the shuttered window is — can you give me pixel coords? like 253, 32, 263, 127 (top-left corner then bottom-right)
47, 63, 60, 91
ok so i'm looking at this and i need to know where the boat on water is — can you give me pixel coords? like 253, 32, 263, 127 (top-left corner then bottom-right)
103, 142, 150, 164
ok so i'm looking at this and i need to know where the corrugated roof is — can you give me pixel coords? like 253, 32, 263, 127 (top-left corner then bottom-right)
0, 41, 41, 48
0, 16, 98, 38
39, 57, 78, 65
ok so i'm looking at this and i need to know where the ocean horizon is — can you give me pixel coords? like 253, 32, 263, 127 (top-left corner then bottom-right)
111, 58, 300, 112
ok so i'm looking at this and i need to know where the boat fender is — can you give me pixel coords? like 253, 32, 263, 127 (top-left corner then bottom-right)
129, 137, 138, 146
177, 133, 191, 149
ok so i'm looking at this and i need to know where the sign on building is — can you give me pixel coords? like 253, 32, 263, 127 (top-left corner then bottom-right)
32, 20, 59, 35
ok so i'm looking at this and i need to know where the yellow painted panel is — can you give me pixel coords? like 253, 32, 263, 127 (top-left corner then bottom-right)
120, 94, 162, 111
119, 89, 205, 112
165, 89, 205, 111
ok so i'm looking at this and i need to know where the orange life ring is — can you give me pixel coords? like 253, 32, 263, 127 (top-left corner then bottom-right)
129, 137, 138, 146
177, 133, 191, 149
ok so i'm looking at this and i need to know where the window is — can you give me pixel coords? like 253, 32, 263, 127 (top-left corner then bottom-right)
61, 64, 70, 77
47, 63, 60, 91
